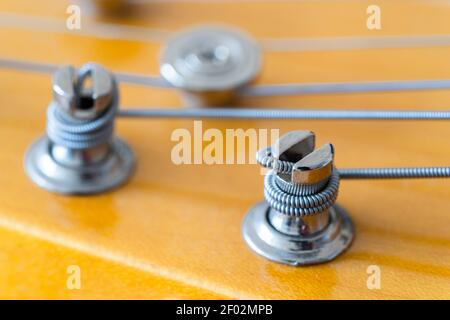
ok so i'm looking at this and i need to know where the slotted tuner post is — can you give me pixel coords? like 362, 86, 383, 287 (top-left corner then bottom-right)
243, 131, 354, 266
24, 63, 136, 195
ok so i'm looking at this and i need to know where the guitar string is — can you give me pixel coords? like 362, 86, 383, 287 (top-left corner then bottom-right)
239, 80, 450, 96
3, 12, 450, 52
3, 60, 450, 180
19, 58, 450, 181
45, 99, 450, 180
0, 57, 171, 88
338, 167, 450, 179
261, 34, 450, 52
3, 57, 450, 98
117, 108, 450, 120
0, 12, 170, 43
256, 149, 450, 180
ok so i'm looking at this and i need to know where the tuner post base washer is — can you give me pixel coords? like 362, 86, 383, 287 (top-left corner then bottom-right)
160, 25, 262, 107
24, 136, 135, 195
242, 202, 354, 266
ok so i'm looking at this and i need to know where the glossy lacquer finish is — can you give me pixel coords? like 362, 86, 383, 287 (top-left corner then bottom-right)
0, 0, 449, 299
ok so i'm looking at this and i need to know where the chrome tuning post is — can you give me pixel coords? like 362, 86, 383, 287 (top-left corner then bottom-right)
24, 63, 136, 195
160, 25, 262, 107
242, 131, 354, 266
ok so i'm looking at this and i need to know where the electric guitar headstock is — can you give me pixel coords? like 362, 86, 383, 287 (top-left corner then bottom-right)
0, 0, 449, 300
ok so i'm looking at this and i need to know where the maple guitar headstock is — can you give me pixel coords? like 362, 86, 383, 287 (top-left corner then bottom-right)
0, 0, 449, 300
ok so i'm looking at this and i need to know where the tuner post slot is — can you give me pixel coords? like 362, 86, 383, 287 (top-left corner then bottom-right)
24, 63, 136, 195
243, 130, 354, 266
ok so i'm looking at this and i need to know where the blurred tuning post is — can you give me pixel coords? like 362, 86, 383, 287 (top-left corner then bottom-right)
160, 25, 262, 107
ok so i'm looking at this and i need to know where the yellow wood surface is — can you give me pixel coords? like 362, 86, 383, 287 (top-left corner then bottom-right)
0, 0, 449, 299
